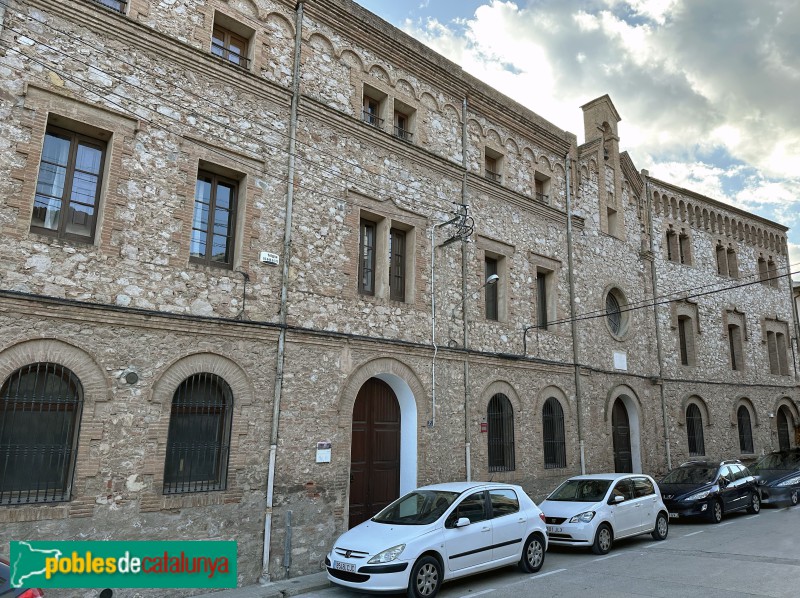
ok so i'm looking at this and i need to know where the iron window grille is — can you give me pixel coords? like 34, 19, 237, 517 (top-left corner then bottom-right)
358, 220, 376, 295
686, 404, 705, 456
90, 0, 127, 13
487, 394, 515, 472
211, 26, 250, 69
163, 373, 233, 495
389, 228, 406, 302
542, 397, 566, 469
534, 192, 549, 203
362, 97, 383, 128
190, 171, 237, 268
737, 406, 754, 454
31, 126, 106, 243
0, 363, 84, 505
484, 168, 501, 183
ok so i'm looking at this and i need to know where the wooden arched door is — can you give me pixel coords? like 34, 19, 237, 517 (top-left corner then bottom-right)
612, 399, 633, 473
349, 378, 401, 528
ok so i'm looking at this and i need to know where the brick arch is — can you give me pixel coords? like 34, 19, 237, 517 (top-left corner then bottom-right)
731, 396, 760, 428
535, 384, 571, 422
0, 338, 110, 516
678, 394, 711, 427
336, 357, 426, 494
141, 352, 255, 510
603, 384, 644, 473
480, 379, 522, 415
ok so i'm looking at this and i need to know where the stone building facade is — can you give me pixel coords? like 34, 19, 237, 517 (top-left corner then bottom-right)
0, 0, 798, 591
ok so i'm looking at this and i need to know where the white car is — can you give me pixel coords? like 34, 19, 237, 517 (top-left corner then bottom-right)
540, 473, 669, 554
326, 482, 548, 598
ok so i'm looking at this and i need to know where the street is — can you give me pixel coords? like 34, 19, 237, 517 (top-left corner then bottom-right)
309, 505, 800, 598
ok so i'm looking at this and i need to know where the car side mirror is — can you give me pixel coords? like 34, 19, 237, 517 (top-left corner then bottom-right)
455, 517, 471, 528
609, 494, 625, 505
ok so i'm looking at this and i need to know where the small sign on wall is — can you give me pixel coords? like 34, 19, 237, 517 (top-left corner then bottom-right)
480, 422, 488, 433
316, 441, 332, 463
613, 351, 628, 371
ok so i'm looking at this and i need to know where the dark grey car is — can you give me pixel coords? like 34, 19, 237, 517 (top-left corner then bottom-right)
753, 449, 800, 507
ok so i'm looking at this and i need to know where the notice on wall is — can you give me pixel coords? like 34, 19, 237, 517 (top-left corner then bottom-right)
613, 351, 628, 371
316, 441, 332, 463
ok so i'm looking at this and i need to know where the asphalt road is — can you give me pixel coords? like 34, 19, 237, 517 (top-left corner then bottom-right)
312, 504, 800, 598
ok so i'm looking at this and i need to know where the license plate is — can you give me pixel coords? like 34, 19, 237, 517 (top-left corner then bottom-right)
669, 513, 678, 518
334, 561, 356, 573
547, 525, 562, 533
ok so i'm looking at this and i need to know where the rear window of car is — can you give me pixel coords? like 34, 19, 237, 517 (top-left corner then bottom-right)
632, 477, 655, 497
490, 489, 520, 517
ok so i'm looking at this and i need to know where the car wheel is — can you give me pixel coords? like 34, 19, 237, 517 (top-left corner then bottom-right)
789, 490, 798, 507
651, 512, 668, 541
708, 499, 723, 524
746, 492, 761, 514
407, 556, 442, 598
591, 523, 613, 555
518, 533, 545, 573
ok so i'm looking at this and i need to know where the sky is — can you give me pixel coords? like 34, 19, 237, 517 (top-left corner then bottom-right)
355, 0, 800, 281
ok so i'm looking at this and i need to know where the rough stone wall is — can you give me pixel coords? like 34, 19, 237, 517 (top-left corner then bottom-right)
0, 0, 797, 589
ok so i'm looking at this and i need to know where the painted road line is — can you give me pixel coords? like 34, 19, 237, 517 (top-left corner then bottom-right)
530, 568, 567, 580
683, 531, 705, 537
745, 515, 759, 520
459, 588, 495, 598
719, 521, 735, 526
592, 554, 621, 562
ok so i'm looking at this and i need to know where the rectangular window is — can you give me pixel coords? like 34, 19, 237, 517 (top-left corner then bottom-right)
393, 111, 412, 141
190, 171, 237, 268
363, 96, 383, 128
212, 26, 250, 69
534, 174, 550, 203
536, 272, 548, 329
678, 316, 696, 366
726, 248, 738, 278
758, 257, 769, 284
716, 245, 728, 276
484, 148, 503, 183
359, 220, 376, 295
31, 126, 106, 243
606, 207, 618, 237
485, 257, 499, 321
485, 156, 499, 182
92, 0, 127, 12
389, 228, 406, 302
728, 324, 743, 371
666, 231, 679, 263
679, 234, 691, 265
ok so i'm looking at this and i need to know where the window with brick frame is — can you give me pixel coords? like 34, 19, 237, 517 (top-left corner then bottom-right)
666, 229, 679, 263
357, 212, 415, 303
757, 255, 779, 287
362, 84, 387, 129
190, 170, 238, 268
716, 242, 729, 276
211, 13, 254, 69
726, 247, 738, 278
0, 363, 84, 505
766, 330, 790, 376
393, 99, 415, 142
534, 173, 551, 204
90, 0, 127, 13
679, 231, 692, 265
31, 126, 106, 243
484, 147, 503, 183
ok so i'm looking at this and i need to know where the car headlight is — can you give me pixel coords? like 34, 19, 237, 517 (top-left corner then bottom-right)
777, 476, 800, 487
685, 490, 711, 501
569, 511, 595, 523
368, 544, 405, 564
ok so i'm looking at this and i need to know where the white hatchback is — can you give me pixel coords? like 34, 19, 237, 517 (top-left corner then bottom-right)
326, 482, 548, 598
540, 473, 669, 554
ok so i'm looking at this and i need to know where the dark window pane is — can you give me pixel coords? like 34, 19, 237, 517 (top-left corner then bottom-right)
686, 404, 705, 456
0, 363, 83, 505
163, 373, 233, 494
191, 172, 237, 267
359, 220, 376, 295
488, 394, 514, 471
606, 292, 621, 334
543, 397, 566, 468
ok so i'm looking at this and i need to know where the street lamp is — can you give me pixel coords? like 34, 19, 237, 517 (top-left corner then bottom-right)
451, 273, 499, 324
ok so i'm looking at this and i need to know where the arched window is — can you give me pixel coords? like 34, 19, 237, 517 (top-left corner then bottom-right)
487, 394, 515, 472
737, 406, 754, 454
686, 403, 705, 456
777, 407, 792, 451
163, 373, 233, 494
605, 290, 624, 335
0, 363, 83, 504
542, 397, 566, 469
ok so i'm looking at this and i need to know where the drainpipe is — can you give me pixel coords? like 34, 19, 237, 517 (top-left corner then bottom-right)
262, 1, 303, 582
786, 254, 800, 378
565, 153, 586, 475
461, 97, 471, 481
643, 172, 672, 471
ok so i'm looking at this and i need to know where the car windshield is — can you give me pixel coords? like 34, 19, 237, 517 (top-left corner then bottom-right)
547, 479, 611, 502
372, 490, 459, 525
662, 466, 716, 484
753, 452, 800, 471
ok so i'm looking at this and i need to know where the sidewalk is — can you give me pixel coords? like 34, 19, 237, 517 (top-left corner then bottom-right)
194, 571, 330, 598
